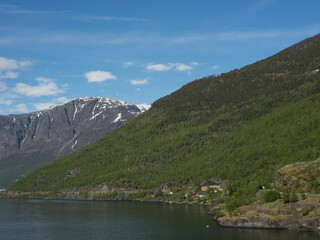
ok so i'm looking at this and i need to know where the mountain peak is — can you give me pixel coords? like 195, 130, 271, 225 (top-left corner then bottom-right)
31, 97, 149, 117
0, 96, 143, 188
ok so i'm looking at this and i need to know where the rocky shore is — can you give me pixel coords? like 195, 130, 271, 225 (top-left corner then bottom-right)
211, 198, 320, 232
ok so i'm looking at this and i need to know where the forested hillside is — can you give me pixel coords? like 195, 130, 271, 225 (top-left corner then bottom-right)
9, 34, 320, 206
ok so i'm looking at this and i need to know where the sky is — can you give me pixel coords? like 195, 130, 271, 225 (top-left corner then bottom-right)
0, 0, 319, 115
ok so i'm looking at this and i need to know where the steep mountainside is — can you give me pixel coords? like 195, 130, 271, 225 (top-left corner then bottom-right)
9, 34, 320, 205
0, 97, 144, 188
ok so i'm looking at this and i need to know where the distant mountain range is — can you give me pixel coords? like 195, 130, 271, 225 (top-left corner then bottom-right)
0, 97, 146, 188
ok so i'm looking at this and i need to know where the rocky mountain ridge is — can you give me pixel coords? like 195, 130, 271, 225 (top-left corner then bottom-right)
0, 97, 145, 188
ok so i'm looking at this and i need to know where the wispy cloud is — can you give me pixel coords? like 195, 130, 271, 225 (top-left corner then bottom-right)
53, 96, 69, 104
0, 98, 12, 105
130, 79, 149, 85
77, 14, 150, 22
123, 61, 133, 68
2, 25, 319, 48
37, 32, 146, 45
0, 82, 7, 91
9, 103, 28, 113
0, 4, 69, 16
212, 65, 219, 70
0, 4, 149, 22
33, 96, 70, 111
33, 102, 55, 111
170, 26, 320, 44
245, 0, 276, 14
0, 71, 19, 79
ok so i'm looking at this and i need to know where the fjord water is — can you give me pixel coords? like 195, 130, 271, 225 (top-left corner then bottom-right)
0, 199, 318, 240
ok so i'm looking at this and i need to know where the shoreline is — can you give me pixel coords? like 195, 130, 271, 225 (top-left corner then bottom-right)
0, 190, 211, 207
2, 191, 320, 233
210, 199, 320, 233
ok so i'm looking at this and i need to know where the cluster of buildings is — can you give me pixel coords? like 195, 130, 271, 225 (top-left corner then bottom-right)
186, 181, 223, 198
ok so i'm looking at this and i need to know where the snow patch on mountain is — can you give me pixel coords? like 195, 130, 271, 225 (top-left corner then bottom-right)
112, 113, 123, 123
137, 103, 151, 112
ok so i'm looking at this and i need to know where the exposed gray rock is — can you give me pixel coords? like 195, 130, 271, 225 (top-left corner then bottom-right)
0, 97, 145, 188
64, 167, 81, 180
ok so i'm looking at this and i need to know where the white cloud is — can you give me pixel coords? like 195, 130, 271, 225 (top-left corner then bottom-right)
0, 57, 32, 80
32, 96, 70, 111
147, 62, 199, 72
123, 61, 133, 68
84, 70, 116, 83
212, 65, 220, 70
0, 71, 19, 79
146, 63, 174, 72
130, 79, 149, 85
14, 77, 64, 97
0, 98, 12, 105
0, 56, 18, 70
53, 96, 69, 104
176, 63, 193, 71
0, 82, 7, 91
9, 103, 28, 113
0, 56, 32, 71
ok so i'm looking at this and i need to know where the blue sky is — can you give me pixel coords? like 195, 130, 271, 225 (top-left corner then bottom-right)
0, 0, 319, 114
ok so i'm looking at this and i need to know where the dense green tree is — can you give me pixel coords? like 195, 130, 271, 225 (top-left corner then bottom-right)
263, 190, 281, 202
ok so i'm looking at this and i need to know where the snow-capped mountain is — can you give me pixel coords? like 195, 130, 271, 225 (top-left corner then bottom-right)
0, 97, 146, 188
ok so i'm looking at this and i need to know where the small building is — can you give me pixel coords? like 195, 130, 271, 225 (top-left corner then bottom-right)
200, 180, 221, 192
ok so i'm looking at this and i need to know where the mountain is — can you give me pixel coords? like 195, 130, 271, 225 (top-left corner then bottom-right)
0, 97, 144, 188
8, 34, 320, 205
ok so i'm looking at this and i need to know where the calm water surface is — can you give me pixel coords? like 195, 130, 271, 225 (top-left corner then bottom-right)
0, 199, 319, 240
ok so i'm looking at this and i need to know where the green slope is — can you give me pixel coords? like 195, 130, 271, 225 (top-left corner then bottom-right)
9, 34, 320, 204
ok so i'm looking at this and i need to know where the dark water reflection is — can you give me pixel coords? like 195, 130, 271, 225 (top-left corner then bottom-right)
0, 199, 318, 240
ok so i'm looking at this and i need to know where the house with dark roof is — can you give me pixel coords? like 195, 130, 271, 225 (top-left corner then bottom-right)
200, 180, 221, 191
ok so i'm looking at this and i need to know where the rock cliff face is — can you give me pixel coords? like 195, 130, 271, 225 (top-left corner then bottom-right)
0, 97, 144, 188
